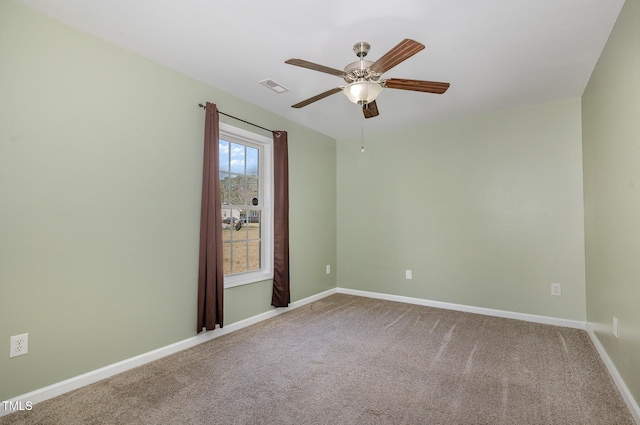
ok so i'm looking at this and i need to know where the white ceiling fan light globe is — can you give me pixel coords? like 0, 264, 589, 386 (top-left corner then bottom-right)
343, 81, 382, 105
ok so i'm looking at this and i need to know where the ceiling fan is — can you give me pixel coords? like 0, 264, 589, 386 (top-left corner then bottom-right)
285, 39, 450, 119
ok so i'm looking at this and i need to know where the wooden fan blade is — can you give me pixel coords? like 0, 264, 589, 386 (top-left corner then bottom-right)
285, 59, 345, 77
384, 78, 450, 94
362, 101, 379, 119
370, 39, 425, 74
291, 87, 343, 108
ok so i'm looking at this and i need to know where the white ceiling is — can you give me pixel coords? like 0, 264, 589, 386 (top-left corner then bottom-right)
15, 0, 625, 140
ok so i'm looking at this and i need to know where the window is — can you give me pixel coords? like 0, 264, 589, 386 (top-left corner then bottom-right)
219, 122, 273, 288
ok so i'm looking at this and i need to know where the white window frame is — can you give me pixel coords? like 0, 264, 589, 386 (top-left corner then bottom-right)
219, 122, 273, 288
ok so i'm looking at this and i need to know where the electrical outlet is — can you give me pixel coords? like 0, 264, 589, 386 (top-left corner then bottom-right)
551, 283, 561, 296
613, 316, 619, 338
326, 265, 330, 274
10, 333, 28, 358
405, 270, 412, 280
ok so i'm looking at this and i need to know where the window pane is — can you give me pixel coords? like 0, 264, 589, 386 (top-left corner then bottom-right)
228, 174, 245, 206
219, 140, 229, 173
248, 209, 260, 222
243, 211, 259, 235
246, 147, 258, 205
248, 241, 260, 272
235, 214, 248, 238
246, 212, 261, 271
222, 208, 234, 239
232, 241, 248, 274
246, 146, 258, 176
222, 242, 231, 275
247, 175, 258, 205
230, 143, 245, 174
220, 173, 230, 205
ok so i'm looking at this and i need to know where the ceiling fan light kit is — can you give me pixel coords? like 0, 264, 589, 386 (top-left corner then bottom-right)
285, 39, 450, 119
343, 81, 382, 105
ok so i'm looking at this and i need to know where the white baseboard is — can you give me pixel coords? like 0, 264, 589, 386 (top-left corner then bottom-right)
0, 288, 337, 417
586, 324, 640, 425
337, 287, 587, 329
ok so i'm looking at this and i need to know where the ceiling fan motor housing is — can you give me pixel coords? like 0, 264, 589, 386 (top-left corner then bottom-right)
343, 60, 379, 83
344, 42, 381, 83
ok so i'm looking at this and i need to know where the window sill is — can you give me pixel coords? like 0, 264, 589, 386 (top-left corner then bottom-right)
224, 270, 273, 289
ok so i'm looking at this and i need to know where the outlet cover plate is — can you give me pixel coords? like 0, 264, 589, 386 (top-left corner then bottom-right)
551, 283, 561, 296
10, 333, 28, 358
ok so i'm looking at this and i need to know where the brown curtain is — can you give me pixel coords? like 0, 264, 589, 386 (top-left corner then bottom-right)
272, 131, 290, 307
197, 102, 224, 332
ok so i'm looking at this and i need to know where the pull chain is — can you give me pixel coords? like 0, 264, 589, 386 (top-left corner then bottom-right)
361, 123, 365, 153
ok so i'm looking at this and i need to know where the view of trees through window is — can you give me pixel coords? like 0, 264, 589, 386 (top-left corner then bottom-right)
219, 139, 262, 276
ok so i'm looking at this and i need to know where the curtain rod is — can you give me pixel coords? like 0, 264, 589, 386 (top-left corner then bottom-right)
198, 103, 276, 134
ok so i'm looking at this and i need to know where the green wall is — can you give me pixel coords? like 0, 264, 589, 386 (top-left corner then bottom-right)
337, 98, 587, 321
3, 0, 638, 413
582, 0, 640, 407
0, 0, 336, 400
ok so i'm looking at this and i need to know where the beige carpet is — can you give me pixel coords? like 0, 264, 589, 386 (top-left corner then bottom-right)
1, 294, 635, 424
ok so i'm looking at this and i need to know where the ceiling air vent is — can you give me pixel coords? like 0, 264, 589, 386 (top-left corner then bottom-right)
259, 79, 289, 94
